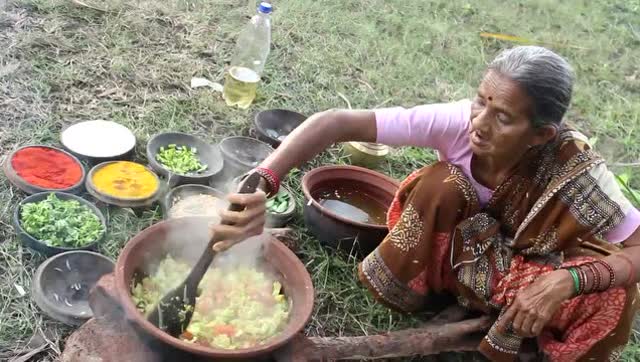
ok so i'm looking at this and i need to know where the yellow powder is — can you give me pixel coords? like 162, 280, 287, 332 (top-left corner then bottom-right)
92, 161, 158, 199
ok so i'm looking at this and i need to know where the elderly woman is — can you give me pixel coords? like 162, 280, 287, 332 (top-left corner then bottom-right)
213, 46, 640, 361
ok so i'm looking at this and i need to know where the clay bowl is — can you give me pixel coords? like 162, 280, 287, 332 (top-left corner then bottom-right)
14, 192, 107, 256
86, 161, 161, 208
211, 137, 273, 187
254, 109, 306, 148
161, 184, 226, 220
3, 145, 86, 195
265, 186, 296, 228
114, 217, 314, 360
302, 165, 399, 258
33, 251, 114, 325
147, 132, 224, 186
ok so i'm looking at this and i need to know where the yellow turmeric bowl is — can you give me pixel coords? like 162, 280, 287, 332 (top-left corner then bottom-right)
86, 161, 160, 207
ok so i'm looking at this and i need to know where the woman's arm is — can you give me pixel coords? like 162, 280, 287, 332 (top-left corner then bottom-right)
213, 101, 471, 249
502, 226, 640, 337
210, 110, 376, 250
260, 109, 377, 179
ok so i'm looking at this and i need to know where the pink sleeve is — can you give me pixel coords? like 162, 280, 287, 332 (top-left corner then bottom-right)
375, 100, 471, 155
605, 207, 640, 243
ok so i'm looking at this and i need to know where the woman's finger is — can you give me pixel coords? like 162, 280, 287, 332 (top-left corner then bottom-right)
212, 240, 232, 252
242, 214, 266, 235
220, 205, 266, 225
211, 218, 266, 252
512, 310, 527, 335
520, 313, 537, 337
227, 190, 267, 206
210, 223, 245, 241
499, 305, 518, 331
531, 319, 546, 336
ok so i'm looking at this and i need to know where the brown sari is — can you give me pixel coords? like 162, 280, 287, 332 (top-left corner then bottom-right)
359, 129, 639, 361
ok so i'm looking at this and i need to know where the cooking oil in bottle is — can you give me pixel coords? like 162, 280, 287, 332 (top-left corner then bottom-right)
222, 2, 271, 109
223, 66, 261, 109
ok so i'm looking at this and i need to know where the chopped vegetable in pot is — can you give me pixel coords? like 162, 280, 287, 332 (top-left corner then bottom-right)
266, 190, 290, 214
156, 144, 208, 174
131, 256, 290, 349
20, 193, 104, 247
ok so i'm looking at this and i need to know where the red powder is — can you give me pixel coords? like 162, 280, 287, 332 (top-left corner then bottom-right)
11, 147, 83, 189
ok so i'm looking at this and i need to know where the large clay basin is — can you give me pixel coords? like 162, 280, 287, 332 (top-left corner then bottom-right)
114, 217, 314, 360
302, 166, 399, 258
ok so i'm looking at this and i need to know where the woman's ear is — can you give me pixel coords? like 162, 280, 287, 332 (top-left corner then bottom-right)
530, 124, 558, 147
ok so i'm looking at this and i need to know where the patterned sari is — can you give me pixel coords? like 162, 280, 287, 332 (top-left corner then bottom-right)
358, 129, 639, 361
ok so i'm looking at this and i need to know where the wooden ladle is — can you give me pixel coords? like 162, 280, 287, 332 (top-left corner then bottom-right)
146, 172, 263, 337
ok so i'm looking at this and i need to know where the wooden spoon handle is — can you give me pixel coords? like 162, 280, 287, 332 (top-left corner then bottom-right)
223, 172, 263, 219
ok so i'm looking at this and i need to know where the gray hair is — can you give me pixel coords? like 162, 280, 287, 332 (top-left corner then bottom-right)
488, 46, 574, 128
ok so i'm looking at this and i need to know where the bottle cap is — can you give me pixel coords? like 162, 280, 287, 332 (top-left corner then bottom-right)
258, 2, 272, 14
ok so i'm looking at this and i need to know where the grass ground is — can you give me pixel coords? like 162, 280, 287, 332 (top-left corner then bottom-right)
1, 0, 639, 360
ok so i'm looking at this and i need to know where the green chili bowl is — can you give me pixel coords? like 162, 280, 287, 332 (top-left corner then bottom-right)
266, 186, 296, 228
13, 192, 107, 257
146, 132, 224, 187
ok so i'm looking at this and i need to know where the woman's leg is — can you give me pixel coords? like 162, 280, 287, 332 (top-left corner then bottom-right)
358, 162, 480, 312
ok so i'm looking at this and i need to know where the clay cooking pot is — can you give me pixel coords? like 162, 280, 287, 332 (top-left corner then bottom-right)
114, 217, 314, 359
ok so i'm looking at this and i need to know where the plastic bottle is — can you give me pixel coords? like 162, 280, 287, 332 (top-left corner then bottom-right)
223, 2, 272, 109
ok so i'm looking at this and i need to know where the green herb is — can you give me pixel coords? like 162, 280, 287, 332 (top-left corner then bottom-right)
156, 144, 208, 174
20, 193, 104, 248
266, 190, 290, 214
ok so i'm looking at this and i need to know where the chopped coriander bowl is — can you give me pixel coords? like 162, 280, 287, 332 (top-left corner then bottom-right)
14, 192, 107, 256
146, 132, 223, 186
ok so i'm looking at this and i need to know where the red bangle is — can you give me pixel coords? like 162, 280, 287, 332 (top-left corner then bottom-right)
582, 263, 597, 293
595, 260, 615, 290
254, 167, 280, 196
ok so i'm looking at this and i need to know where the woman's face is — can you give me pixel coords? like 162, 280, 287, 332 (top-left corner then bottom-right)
469, 70, 553, 160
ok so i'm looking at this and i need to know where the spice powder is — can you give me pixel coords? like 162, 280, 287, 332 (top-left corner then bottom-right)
92, 161, 158, 198
11, 146, 83, 189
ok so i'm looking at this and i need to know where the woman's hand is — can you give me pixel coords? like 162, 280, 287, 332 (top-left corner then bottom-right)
210, 190, 267, 252
500, 269, 575, 337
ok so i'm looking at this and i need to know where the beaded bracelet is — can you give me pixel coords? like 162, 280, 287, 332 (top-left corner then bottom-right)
253, 167, 280, 196
595, 260, 615, 290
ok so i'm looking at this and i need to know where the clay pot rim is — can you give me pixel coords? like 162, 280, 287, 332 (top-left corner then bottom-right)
114, 219, 315, 358
302, 165, 399, 230
219, 136, 274, 169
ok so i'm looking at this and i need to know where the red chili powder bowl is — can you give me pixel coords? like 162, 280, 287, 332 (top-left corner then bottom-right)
11, 146, 83, 189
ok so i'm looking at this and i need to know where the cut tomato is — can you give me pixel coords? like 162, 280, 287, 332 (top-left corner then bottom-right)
213, 324, 236, 337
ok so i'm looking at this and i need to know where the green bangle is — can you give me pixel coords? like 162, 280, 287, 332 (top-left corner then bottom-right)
568, 268, 580, 295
